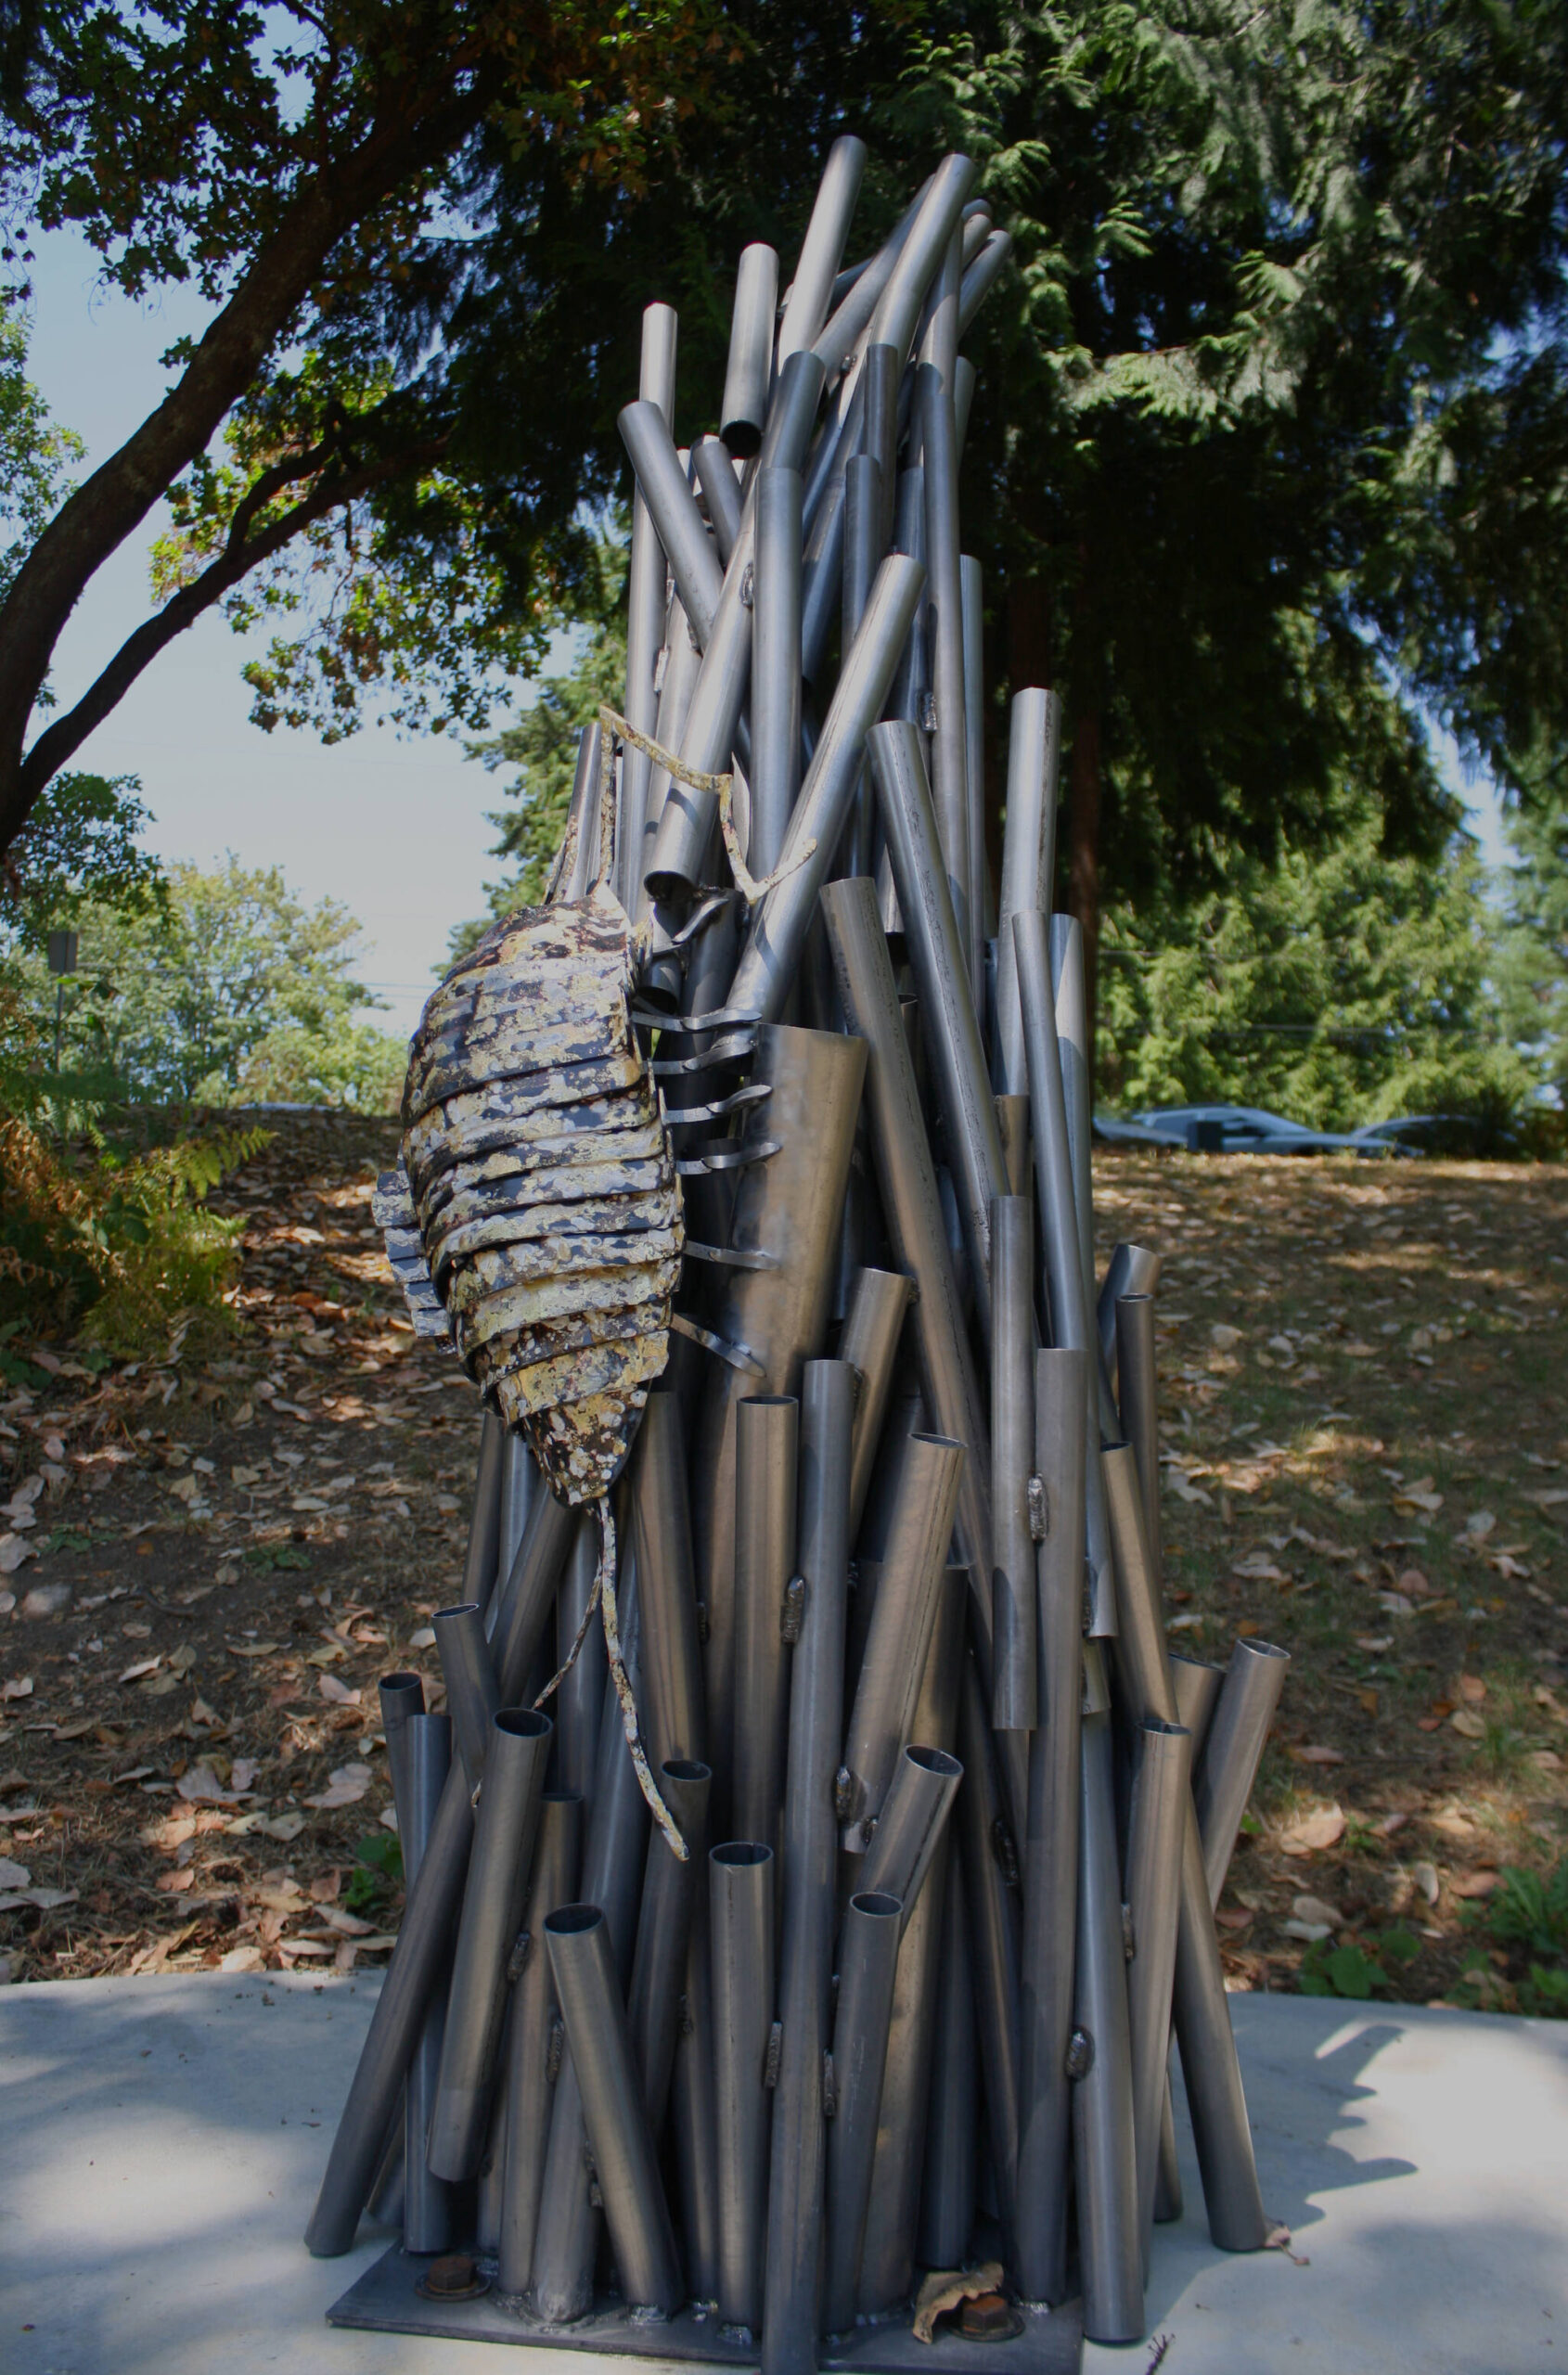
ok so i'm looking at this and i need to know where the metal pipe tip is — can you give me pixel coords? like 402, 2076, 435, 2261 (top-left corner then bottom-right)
910, 1431, 965, 1453
379, 1671, 424, 1696
542, 1788, 586, 1806
544, 1904, 604, 1939
433, 1600, 483, 1624
848, 1891, 902, 1920
902, 1745, 963, 1778
739, 1394, 797, 1408
662, 1758, 713, 1784
1235, 1638, 1291, 1662
711, 1842, 774, 1869
495, 1707, 553, 1740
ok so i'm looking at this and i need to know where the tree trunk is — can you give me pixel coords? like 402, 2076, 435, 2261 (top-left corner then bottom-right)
1067, 707, 1101, 1095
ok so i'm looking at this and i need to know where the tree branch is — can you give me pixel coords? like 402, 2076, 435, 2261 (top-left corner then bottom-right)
0, 54, 503, 852
15, 438, 447, 809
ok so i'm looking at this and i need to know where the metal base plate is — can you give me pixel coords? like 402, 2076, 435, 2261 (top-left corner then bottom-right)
328, 2247, 1083, 2373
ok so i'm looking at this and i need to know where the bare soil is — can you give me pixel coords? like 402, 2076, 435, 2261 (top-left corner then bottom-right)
1, 1127, 1564, 2011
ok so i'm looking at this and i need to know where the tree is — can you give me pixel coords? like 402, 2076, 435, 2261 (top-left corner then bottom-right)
900, 0, 1568, 1050
1498, 777, 1568, 1111
0, 0, 735, 856
1, 854, 404, 1103
1097, 797, 1534, 1135
448, 524, 627, 958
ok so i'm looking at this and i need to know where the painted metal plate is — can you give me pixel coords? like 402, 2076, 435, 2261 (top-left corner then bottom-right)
428, 1188, 682, 1277
453, 1259, 682, 1348
327, 2249, 1084, 2373
405, 1072, 659, 1185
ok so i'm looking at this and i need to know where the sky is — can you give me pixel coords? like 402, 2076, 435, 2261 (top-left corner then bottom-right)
20, 219, 1511, 1046
24, 222, 546, 1041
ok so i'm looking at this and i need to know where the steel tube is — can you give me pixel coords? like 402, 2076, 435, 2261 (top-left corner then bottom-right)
1014, 1345, 1086, 2305
1013, 907, 1115, 1635
711, 1842, 776, 2336
840, 1431, 965, 1849
799, 446, 847, 685
731, 1395, 798, 1853
727, 554, 925, 1024
690, 1027, 867, 1823
497, 1789, 585, 2296
995, 689, 1061, 1097
996, 1093, 1030, 1196
1125, 1716, 1191, 2272
919, 366, 970, 966
960, 555, 986, 1009
545, 1905, 684, 2315
465, 1411, 508, 1612
639, 595, 701, 908
918, 1854, 977, 2271
1116, 1293, 1163, 1589
868, 154, 979, 366
1098, 1243, 1163, 1386
428, 1707, 553, 2179
305, 1490, 574, 2257
839, 453, 882, 877
1172, 1653, 1226, 1761
820, 877, 994, 1672
1050, 914, 1098, 1344
916, 223, 962, 396
841, 1266, 915, 1538
723, 244, 779, 456
1104, 1450, 1270, 2252
649, 355, 827, 906
628, 1389, 706, 1771
531, 1580, 653, 2321
859, 1740, 962, 1920
752, 465, 803, 881
857, 1560, 964, 2315
379, 1672, 424, 1821
777, 135, 868, 368
619, 303, 679, 910
1196, 1639, 1292, 1907
823, 1889, 904, 2337
694, 435, 744, 564
812, 182, 932, 378
555, 1515, 606, 1803
628, 1759, 712, 2131
883, 464, 928, 737
958, 1654, 1022, 2260
958, 228, 1012, 336
672, 1877, 722, 2306
870, 718, 1009, 1342
496, 1433, 535, 1611
619, 400, 725, 648
991, 1194, 1038, 1731
762, 1359, 855, 2375
398, 1711, 453, 2255
1073, 1709, 1144, 2345
433, 1599, 501, 1789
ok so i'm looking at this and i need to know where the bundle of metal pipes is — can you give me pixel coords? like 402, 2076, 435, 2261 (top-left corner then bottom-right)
307, 135, 1292, 2363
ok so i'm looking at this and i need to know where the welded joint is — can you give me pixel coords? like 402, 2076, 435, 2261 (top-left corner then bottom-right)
507, 1928, 532, 1984
653, 645, 670, 693
546, 2018, 564, 2084
765, 2022, 783, 2089
823, 2050, 838, 2119
919, 690, 938, 732
991, 1815, 1021, 1890
1122, 1902, 1136, 1963
780, 1574, 807, 1642
834, 1766, 856, 1823
1065, 2027, 1094, 2082
1027, 1473, 1048, 1541
740, 562, 755, 609
696, 1598, 710, 1645
678, 1989, 695, 2040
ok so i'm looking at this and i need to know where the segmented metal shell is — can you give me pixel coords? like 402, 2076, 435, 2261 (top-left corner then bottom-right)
385, 882, 679, 1503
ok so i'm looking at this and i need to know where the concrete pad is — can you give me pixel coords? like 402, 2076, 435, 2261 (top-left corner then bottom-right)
2, 1971, 1565, 2375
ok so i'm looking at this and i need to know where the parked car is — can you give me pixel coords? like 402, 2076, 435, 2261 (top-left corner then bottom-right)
1349, 1113, 1521, 1159
1092, 1110, 1189, 1149
1102, 1103, 1375, 1155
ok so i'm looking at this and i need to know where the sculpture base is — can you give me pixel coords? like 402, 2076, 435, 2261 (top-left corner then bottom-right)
327, 2247, 1084, 2373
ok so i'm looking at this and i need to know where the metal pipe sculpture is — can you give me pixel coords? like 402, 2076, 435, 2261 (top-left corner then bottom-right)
314, 143, 1295, 2369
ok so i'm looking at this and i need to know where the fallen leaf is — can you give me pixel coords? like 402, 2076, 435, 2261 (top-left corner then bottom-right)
1355, 1634, 1394, 1653
118, 1657, 160, 1685
1530, 1750, 1564, 1773
157, 1867, 196, 1892
316, 1675, 362, 1707
219, 1945, 266, 1972
0, 1535, 37, 1573
1292, 1745, 1344, 1765
0, 1856, 31, 1889
1292, 1894, 1343, 1928
0, 1886, 76, 1912
308, 1868, 342, 1903
1463, 1510, 1497, 1540
304, 1761, 372, 1809
231, 1757, 258, 1792
225, 1641, 281, 1659
1447, 1709, 1485, 1739
1413, 1861, 1440, 1905
1448, 1870, 1500, 1899
1457, 1674, 1487, 1703
256, 1811, 308, 1842
1210, 1323, 1242, 1351
1377, 1811, 1409, 1837
1280, 1804, 1345, 1855
1215, 1906, 1253, 1931
1284, 1917, 1332, 1943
